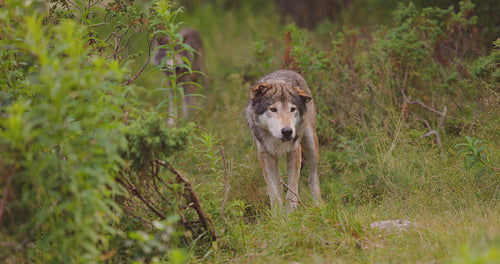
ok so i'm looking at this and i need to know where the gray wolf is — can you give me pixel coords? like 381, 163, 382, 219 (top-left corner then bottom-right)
245, 70, 323, 210
152, 28, 205, 124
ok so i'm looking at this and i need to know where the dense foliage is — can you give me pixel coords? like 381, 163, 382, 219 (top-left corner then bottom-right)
0, 0, 196, 263
0, 0, 498, 263
0, 3, 129, 262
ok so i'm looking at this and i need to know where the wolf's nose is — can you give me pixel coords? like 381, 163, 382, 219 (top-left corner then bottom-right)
281, 127, 293, 138
175, 66, 185, 73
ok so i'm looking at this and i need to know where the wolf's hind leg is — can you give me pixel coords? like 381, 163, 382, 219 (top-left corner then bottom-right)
302, 126, 323, 205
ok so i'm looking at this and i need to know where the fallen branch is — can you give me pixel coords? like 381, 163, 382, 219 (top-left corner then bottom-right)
409, 111, 442, 147
123, 198, 158, 226
166, 163, 217, 241
420, 130, 441, 147
407, 99, 445, 117
280, 179, 306, 208
149, 165, 188, 224
399, 69, 443, 116
410, 111, 432, 130
438, 105, 447, 129
152, 173, 172, 206
115, 177, 166, 219
402, 89, 447, 130
118, 159, 217, 241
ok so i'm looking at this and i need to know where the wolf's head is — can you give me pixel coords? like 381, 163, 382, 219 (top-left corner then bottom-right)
152, 36, 193, 76
249, 82, 311, 142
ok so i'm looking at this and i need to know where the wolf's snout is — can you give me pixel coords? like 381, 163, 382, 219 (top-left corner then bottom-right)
281, 127, 293, 141
175, 66, 186, 73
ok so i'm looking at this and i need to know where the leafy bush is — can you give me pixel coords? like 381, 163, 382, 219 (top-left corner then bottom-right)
0, 1, 129, 262
454, 136, 500, 199
121, 109, 193, 172
123, 216, 188, 264
0, 0, 208, 262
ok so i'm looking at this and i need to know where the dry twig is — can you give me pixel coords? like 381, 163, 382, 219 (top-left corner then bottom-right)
280, 179, 306, 208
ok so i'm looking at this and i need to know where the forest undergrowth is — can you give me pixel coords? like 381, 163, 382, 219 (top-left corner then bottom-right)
0, 0, 498, 263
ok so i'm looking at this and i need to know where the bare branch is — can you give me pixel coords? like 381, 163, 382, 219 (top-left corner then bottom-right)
399, 67, 410, 102
484, 163, 500, 172
400, 68, 447, 146
122, 37, 155, 86
409, 111, 442, 147
152, 173, 172, 206
115, 177, 166, 219
112, 32, 136, 58
407, 99, 445, 117
107, 28, 138, 59
409, 111, 432, 130
420, 130, 441, 147
104, 29, 130, 44
167, 163, 217, 241
89, 16, 112, 28
123, 199, 155, 226
67, 0, 83, 13
280, 180, 306, 208
439, 105, 447, 129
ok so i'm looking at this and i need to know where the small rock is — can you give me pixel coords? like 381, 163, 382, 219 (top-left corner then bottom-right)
370, 219, 416, 231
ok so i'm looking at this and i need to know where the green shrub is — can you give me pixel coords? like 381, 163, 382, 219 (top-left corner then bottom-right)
123, 216, 188, 264
454, 136, 500, 199
121, 109, 193, 172
0, 1, 129, 262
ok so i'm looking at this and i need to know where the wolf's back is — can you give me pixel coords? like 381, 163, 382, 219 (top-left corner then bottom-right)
257, 70, 309, 91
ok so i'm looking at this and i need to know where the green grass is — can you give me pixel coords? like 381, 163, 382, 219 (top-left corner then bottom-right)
131, 1, 499, 263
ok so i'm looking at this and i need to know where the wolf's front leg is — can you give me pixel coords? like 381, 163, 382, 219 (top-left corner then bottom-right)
167, 89, 175, 125
285, 147, 302, 212
258, 151, 282, 208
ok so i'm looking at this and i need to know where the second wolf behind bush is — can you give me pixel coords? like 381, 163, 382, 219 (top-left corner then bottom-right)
153, 28, 206, 124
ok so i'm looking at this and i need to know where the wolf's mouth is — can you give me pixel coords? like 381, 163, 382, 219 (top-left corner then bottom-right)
281, 137, 292, 142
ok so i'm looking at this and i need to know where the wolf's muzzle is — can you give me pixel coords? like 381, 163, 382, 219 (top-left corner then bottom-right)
281, 127, 293, 142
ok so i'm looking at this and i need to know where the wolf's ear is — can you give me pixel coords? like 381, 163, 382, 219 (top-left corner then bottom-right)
156, 35, 170, 45
250, 83, 272, 101
293, 86, 312, 103
152, 36, 170, 66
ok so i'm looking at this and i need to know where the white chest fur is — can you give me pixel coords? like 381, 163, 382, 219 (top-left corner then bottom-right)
256, 135, 299, 157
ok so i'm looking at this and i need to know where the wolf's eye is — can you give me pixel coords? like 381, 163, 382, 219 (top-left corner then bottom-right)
270, 107, 278, 112
290, 107, 296, 112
